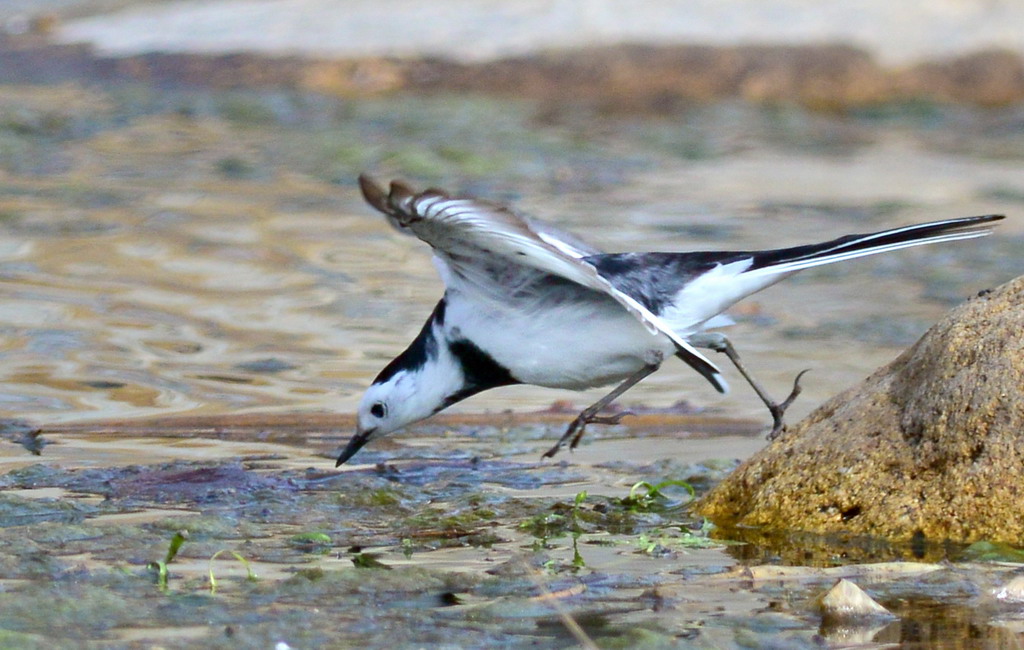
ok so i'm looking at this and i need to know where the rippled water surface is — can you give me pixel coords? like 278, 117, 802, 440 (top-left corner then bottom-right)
0, 52, 1023, 648
1, 88, 1022, 427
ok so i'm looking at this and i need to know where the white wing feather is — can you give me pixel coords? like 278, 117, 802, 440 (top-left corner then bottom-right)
358, 175, 725, 391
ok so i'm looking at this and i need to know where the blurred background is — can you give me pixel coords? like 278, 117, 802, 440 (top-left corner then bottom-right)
0, 0, 1022, 425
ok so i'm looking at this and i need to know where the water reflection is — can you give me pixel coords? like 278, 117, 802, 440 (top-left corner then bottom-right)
0, 93, 1020, 426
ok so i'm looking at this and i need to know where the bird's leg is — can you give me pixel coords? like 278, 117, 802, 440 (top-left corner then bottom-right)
689, 332, 809, 440
542, 352, 664, 459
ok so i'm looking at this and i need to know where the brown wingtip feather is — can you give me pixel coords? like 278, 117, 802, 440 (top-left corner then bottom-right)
358, 174, 389, 213
388, 180, 416, 207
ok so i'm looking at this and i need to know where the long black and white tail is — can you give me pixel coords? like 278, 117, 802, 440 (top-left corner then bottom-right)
746, 214, 1003, 277
663, 214, 1003, 367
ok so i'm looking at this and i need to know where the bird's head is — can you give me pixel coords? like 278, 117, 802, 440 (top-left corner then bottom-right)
362, 370, 436, 435
335, 297, 516, 467
336, 350, 467, 466
335, 371, 433, 466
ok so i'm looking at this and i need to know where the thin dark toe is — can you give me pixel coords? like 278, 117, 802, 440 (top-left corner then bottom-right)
587, 410, 634, 426
766, 369, 811, 440
779, 369, 811, 416
780, 369, 811, 410
544, 418, 584, 459
541, 442, 562, 459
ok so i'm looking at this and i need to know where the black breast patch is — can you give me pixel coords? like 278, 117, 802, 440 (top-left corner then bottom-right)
437, 338, 519, 411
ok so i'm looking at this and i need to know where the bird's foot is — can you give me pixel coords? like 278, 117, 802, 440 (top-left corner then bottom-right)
542, 410, 634, 459
766, 369, 810, 440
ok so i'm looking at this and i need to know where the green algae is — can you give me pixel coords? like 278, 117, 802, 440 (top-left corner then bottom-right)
0, 438, 765, 646
0, 492, 94, 526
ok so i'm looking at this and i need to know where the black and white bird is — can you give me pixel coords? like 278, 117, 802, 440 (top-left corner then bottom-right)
336, 174, 1003, 466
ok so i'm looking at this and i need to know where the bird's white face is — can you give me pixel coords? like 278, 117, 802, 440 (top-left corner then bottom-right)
337, 329, 467, 466
338, 372, 438, 466
356, 371, 435, 440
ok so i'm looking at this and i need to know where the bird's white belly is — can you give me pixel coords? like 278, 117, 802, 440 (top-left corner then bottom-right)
445, 295, 673, 390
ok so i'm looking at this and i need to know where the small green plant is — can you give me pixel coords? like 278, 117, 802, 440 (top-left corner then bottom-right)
520, 511, 570, 540
521, 491, 591, 570
147, 530, 188, 592
635, 533, 662, 555
288, 531, 333, 552
570, 491, 588, 568
960, 541, 1024, 563
570, 536, 585, 569
634, 524, 729, 556
208, 550, 258, 594
569, 491, 587, 531
351, 552, 391, 569
620, 479, 695, 512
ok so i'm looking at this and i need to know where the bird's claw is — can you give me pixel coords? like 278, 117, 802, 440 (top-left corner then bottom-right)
766, 369, 810, 440
584, 411, 632, 427
542, 410, 635, 459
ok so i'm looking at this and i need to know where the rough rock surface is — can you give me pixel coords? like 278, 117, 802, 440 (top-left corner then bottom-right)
697, 275, 1024, 544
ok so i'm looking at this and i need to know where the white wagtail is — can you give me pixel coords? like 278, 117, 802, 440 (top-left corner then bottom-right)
336, 174, 1003, 466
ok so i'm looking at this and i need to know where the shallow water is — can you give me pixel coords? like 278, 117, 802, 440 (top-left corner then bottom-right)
1, 80, 1023, 647
1, 88, 1021, 430
2, 414, 1024, 648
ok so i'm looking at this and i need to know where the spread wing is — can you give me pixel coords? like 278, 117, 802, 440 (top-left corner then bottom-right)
358, 174, 725, 392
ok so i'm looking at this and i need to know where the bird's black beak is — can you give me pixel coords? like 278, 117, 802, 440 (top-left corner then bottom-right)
335, 427, 375, 467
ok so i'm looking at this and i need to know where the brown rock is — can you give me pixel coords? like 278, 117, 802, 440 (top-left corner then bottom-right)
697, 276, 1024, 544
3, 36, 1022, 110
900, 49, 1024, 107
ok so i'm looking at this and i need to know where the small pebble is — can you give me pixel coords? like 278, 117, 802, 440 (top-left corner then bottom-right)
994, 574, 1024, 602
820, 579, 893, 619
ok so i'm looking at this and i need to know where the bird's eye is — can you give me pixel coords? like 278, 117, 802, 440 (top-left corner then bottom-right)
370, 402, 387, 419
